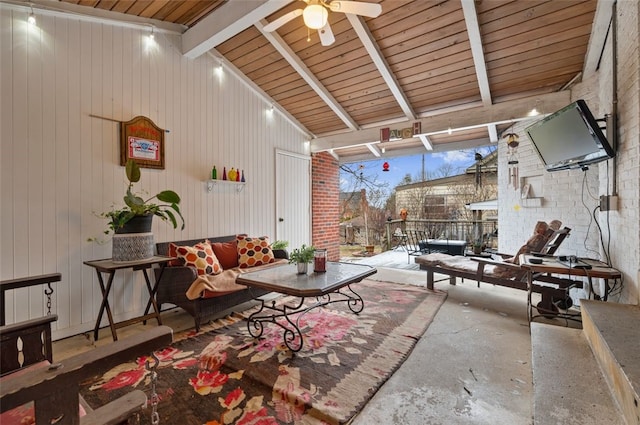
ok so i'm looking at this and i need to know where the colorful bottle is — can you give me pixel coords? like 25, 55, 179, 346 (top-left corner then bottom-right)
211, 166, 217, 180
229, 168, 236, 181
236, 168, 240, 182
241, 170, 245, 182
222, 167, 227, 180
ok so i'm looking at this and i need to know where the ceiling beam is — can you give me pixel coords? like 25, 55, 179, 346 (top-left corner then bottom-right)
366, 143, 382, 157
418, 135, 433, 151
255, 19, 360, 131
182, 0, 294, 59
339, 138, 492, 164
347, 14, 416, 121
488, 124, 498, 143
311, 91, 571, 152
461, 0, 492, 107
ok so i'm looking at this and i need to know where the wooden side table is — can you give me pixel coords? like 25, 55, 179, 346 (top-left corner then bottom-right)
83, 256, 173, 341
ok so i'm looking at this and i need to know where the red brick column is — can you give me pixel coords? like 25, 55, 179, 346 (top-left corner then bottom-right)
311, 152, 341, 261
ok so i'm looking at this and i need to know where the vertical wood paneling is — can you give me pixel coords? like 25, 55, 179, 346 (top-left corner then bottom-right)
0, 6, 308, 338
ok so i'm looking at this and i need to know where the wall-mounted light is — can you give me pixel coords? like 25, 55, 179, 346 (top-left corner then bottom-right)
28, 5, 36, 25
528, 100, 542, 117
149, 26, 155, 40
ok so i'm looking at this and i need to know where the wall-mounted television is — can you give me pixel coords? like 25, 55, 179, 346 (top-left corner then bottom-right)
525, 99, 615, 172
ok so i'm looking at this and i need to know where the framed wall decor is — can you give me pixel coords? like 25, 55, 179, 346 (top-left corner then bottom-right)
120, 116, 165, 169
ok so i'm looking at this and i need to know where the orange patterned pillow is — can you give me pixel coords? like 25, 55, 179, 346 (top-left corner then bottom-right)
236, 235, 275, 268
175, 241, 222, 275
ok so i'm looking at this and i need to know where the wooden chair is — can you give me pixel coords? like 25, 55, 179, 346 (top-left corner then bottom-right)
415, 227, 575, 316
1, 273, 173, 425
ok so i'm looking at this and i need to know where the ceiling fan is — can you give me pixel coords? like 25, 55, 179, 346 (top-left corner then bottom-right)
263, 0, 382, 46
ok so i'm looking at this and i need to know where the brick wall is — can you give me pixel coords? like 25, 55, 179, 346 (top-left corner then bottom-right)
498, 0, 639, 304
311, 152, 341, 261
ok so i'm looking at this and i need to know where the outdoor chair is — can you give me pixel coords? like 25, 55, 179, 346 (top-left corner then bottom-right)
415, 222, 574, 315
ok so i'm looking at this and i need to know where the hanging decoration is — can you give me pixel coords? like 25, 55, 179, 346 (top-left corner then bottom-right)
504, 129, 520, 190
474, 152, 483, 188
382, 161, 390, 172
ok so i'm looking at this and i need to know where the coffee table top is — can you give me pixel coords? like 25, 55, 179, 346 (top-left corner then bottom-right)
236, 262, 377, 297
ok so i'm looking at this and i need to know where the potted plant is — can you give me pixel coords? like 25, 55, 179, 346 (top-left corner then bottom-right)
271, 240, 289, 258
96, 159, 185, 261
289, 244, 315, 274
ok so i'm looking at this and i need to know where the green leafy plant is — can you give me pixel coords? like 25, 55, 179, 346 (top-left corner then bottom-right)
97, 159, 185, 236
271, 240, 289, 250
288, 244, 315, 264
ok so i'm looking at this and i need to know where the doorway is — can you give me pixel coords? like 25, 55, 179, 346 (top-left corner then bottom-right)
275, 149, 311, 251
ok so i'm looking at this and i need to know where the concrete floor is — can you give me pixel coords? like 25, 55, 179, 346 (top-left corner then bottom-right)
350, 266, 534, 425
54, 250, 546, 424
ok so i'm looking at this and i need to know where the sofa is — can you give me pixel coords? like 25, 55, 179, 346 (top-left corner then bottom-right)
155, 234, 288, 331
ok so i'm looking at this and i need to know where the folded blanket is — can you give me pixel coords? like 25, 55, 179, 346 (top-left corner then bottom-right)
186, 259, 288, 300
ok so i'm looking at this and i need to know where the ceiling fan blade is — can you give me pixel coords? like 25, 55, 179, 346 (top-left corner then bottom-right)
328, 1, 382, 18
318, 22, 335, 46
263, 8, 303, 32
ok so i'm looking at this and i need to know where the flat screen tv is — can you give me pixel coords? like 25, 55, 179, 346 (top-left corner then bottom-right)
525, 99, 615, 172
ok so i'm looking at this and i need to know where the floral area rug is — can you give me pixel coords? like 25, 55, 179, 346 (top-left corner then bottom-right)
79, 280, 447, 425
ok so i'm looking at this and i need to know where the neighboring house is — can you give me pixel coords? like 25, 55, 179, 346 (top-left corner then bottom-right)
340, 190, 366, 221
395, 151, 498, 222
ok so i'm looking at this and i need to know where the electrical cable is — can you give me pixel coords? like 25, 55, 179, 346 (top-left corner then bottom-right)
580, 170, 601, 259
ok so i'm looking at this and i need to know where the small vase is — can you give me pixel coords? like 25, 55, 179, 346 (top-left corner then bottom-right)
297, 262, 308, 274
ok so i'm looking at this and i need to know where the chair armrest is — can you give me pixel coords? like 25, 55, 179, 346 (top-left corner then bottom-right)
156, 266, 198, 290
470, 257, 521, 269
80, 390, 147, 425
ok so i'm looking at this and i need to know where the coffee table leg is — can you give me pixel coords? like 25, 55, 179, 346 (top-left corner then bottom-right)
344, 284, 364, 314
247, 298, 305, 352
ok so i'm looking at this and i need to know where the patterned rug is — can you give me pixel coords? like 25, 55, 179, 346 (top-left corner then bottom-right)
79, 280, 446, 425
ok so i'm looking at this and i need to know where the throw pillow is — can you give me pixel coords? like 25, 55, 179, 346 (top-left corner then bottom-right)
175, 241, 222, 275
236, 235, 275, 268
211, 240, 239, 270
167, 242, 184, 266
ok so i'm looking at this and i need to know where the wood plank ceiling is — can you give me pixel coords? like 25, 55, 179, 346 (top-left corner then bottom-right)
38, 0, 607, 164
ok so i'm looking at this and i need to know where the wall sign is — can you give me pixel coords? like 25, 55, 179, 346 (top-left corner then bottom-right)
380, 122, 422, 142
120, 116, 165, 169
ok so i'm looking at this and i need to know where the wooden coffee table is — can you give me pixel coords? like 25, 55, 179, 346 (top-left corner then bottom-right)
236, 262, 377, 352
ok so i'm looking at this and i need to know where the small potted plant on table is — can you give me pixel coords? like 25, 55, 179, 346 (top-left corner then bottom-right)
289, 244, 315, 274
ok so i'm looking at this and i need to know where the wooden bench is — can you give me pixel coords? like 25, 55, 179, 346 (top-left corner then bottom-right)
1, 273, 174, 425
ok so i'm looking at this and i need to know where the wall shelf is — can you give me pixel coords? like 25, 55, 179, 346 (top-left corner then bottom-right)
521, 197, 543, 208
206, 179, 245, 193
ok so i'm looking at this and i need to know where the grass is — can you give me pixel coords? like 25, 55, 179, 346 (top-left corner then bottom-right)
339, 244, 382, 258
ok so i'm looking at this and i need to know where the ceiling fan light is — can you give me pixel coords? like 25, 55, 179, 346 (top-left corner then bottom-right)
303, 4, 328, 30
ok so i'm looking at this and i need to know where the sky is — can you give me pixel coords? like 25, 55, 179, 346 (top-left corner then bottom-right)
339, 146, 496, 194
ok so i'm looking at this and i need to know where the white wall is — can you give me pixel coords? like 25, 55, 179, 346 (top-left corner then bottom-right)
498, 0, 639, 304
0, 7, 309, 339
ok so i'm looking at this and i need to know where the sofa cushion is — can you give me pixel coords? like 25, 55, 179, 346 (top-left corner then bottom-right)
236, 235, 275, 268
174, 241, 222, 276
211, 240, 239, 270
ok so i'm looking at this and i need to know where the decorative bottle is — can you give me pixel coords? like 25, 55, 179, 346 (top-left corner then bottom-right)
236, 168, 240, 181
222, 167, 227, 180
211, 166, 217, 180
241, 170, 245, 182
